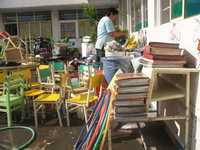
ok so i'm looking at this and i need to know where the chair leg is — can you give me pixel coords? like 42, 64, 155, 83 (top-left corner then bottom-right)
27, 97, 33, 118
65, 102, 70, 127
7, 109, 12, 127
83, 106, 88, 130
56, 103, 63, 127
41, 105, 46, 120
20, 102, 26, 122
33, 102, 38, 128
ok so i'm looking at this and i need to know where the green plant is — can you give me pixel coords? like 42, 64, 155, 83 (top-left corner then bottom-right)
82, 4, 98, 42
83, 4, 98, 24
63, 35, 69, 44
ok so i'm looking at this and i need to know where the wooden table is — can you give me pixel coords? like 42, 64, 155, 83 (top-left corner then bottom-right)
0, 62, 39, 72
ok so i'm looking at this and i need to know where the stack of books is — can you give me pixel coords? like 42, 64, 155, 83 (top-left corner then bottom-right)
113, 73, 150, 122
140, 42, 186, 68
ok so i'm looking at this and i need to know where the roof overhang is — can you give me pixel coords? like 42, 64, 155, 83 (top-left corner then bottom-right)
0, 0, 118, 12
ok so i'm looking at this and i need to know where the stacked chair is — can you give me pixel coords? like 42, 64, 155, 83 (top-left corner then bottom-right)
49, 60, 67, 82
32, 64, 64, 128
0, 75, 25, 127
0, 61, 104, 129
65, 72, 103, 128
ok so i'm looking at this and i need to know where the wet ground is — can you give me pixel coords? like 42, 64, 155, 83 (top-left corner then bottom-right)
0, 113, 178, 150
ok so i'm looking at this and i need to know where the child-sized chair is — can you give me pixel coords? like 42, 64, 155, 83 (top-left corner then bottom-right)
0, 75, 25, 127
65, 74, 103, 127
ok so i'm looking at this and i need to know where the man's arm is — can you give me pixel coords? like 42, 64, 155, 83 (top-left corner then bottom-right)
109, 31, 127, 38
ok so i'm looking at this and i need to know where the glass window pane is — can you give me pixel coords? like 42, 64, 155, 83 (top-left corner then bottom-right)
19, 22, 30, 39
30, 22, 40, 38
41, 21, 52, 38
186, 0, 200, 17
59, 10, 76, 20
18, 12, 34, 22
171, 0, 182, 19
135, 0, 141, 31
35, 11, 51, 21
5, 24, 17, 35
144, 0, 148, 27
161, 0, 170, 24
3, 13, 16, 23
122, 0, 128, 29
77, 9, 88, 19
78, 20, 95, 38
61, 22, 76, 38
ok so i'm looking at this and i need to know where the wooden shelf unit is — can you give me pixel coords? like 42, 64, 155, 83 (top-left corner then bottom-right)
142, 67, 199, 150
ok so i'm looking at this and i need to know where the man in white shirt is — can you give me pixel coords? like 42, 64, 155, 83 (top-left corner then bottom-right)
95, 8, 126, 63
95, 8, 133, 83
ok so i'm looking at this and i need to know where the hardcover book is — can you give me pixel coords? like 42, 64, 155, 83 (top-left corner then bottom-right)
116, 73, 149, 81
115, 112, 147, 118
143, 46, 185, 60
116, 93, 148, 100
115, 85, 149, 94
149, 42, 179, 49
116, 78, 149, 87
140, 57, 186, 65
115, 106, 146, 114
114, 99, 145, 106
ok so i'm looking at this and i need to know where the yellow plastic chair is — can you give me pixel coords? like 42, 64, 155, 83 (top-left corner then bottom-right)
22, 69, 45, 97
65, 74, 103, 127
33, 72, 65, 128
33, 65, 64, 128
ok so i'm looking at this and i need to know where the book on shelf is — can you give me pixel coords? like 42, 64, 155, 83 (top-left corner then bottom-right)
115, 116, 147, 122
114, 99, 145, 107
149, 42, 179, 49
115, 106, 146, 114
143, 46, 185, 60
116, 93, 148, 100
115, 112, 147, 118
116, 73, 149, 81
116, 78, 149, 87
140, 57, 186, 65
115, 85, 149, 94
140, 63, 184, 68
150, 47, 184, 56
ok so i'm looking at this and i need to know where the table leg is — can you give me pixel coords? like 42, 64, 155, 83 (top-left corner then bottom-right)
185, 73, 190, 150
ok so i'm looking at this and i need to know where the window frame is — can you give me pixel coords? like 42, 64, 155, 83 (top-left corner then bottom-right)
60, 20, 78, 39
129, 0, 148, 32
159, 0, 185, 25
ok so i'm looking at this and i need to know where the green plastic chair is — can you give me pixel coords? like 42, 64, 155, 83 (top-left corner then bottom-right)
0, 75, 25, 127
49, 60, 66, 73
49, 61, 67, 82
37, 64, 55, 85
